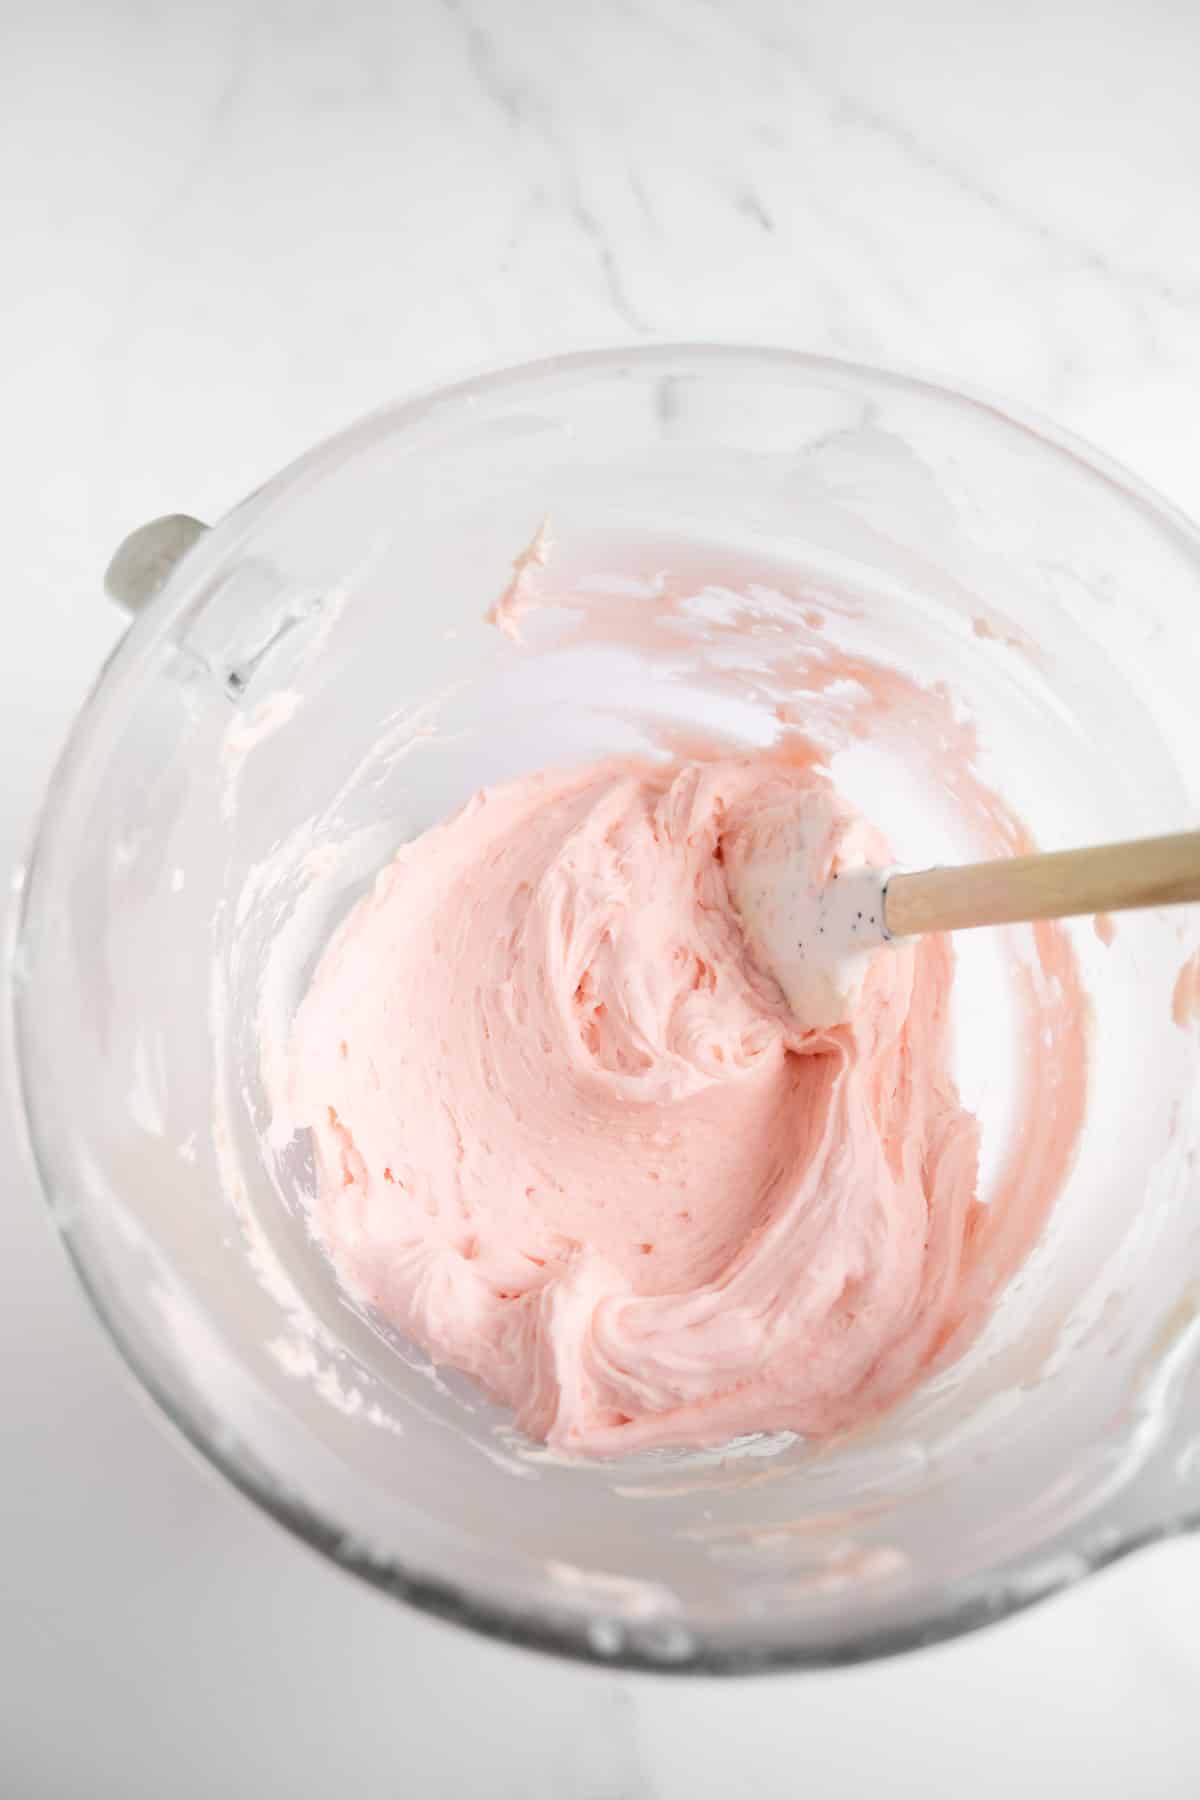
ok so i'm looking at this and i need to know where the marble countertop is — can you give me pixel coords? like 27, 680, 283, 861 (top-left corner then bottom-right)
3, 1, 1200, 1793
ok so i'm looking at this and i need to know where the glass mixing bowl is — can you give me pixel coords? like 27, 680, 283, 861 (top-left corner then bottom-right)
10, 347, 1200, 1673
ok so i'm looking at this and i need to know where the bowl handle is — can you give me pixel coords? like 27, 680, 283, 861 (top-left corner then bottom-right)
104, 515, 208, 614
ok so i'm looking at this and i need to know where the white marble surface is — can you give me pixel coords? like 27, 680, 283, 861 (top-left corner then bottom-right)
3, 1, 1200, 1793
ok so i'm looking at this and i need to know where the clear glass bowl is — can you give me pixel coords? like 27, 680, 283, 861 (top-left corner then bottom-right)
10, 347, 1200, 1673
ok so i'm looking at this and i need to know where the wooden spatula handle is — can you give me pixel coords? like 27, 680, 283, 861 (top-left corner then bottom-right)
884, 830, 1200, 937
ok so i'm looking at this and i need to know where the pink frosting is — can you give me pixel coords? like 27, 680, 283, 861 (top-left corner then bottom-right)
1174, 950, 1200, 1030
286, 742, 1081, 1454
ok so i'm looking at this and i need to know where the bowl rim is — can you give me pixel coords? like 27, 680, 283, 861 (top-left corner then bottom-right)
11, 341, 1200, 1676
